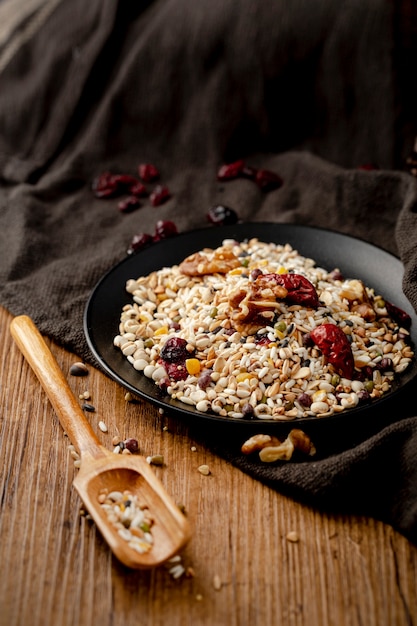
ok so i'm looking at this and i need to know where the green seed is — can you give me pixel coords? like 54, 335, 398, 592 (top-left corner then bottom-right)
365, 380, 374, 392
275, 321, 287, 333
210, 307, 218, 318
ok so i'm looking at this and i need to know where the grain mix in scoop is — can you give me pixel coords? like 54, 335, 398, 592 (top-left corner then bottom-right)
114, 238, 414, 421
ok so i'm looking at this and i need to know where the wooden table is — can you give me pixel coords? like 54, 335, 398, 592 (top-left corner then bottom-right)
1, 303, 417, 626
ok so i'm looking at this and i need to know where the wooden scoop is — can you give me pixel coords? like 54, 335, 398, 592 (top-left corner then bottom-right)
10, 315, 191, 569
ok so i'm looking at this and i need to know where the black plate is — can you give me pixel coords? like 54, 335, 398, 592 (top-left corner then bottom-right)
84, 223, 417, 435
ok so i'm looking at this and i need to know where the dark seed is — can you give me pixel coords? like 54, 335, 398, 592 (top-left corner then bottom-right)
376, 357, 393, 372
242, 403, 255, 419
82, 402, 95, 412
198, 370, 212, 390
250, 268, 263, 281
69, 362, 89, 377
357, 390, 372, 404
124, 438, 139, 453
298, 393, 312, 408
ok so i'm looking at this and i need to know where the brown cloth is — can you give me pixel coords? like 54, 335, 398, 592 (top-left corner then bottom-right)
1, 0, 417, 543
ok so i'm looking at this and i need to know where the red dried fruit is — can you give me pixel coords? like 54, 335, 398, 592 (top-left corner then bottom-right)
127, 232, 153, 254
129, 182, 148, 197
241, 166, 257, 180
162, 361, 188, 381
160, 337, 190, 362
207, 205, 239, 225
217, 159, 245, 181
92, 172, 143, 198
255, 335, 272, 346
263, 273, 320, 308
150, 185, 171, 206
310, 323, 354, 379
153, 219, 178, 240
255, 169, 283, 191
385, 300, 412, 328
138, 163, 160, 182
118, 196, 141, 213
113, 174, 141, 188
92, 171, 120, 198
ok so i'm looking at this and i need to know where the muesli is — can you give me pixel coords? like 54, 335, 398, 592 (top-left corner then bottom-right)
113, 238, 414, 421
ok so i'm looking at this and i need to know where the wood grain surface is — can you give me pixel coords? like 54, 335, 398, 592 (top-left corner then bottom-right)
1, 304, 416, 626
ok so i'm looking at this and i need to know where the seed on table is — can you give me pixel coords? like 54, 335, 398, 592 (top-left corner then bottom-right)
98, 421, 108, 432
69, 362, 88, 377
124, 438, 139, 453
198, 465, 210, 475
213, 574, 222, 590
286, 531, 299, 543
147, 454, 164, 465
82, 402, 95, 412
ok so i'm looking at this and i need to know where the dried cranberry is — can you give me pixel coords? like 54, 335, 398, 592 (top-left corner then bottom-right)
255, 334, 272, 346
255, 169, 283, 191
329, 269, 344, 281
357, 163, 378, 171
93, 172, 144, 198
207, 205, 239, 226
357, 389, 372, 404
92, 171, 119, 198
118, 196, 141, 213
162, 361, 188, 381
241, 166, 257, 180
385, 300, 412, 329
127, 232, 153, 254
160, 337, 190, 362
150, 185, 171, 206
153, 219, 178, 240
217, 159, 245, 181
113, 174, 141, 189
138, 163, 160, 182
158, 376, 171, 391
129, 182, 148, 197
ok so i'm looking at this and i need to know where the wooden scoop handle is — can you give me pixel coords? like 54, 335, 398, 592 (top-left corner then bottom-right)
10, 315, 103, 458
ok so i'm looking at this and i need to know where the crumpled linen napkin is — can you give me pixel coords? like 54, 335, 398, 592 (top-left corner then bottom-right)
1, 0, 417, 543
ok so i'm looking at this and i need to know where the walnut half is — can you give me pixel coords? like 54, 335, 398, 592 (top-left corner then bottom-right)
241, 429, 316, 462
